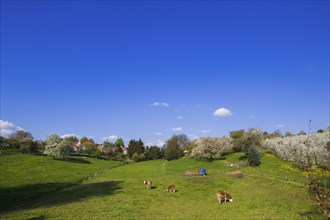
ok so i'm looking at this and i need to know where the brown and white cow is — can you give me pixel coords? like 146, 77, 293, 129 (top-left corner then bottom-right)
167, 184, 176, 192
143, 180, 152, 189
216, 190, 233, 204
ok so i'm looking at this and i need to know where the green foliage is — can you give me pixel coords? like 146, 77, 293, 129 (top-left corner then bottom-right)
114, 138, 125, 147
0, 136, 12, 153
132, 152, 145, 162
263, 130, 283, 139
17, 138, 38, 153
230, 129, 245, 140
284, 131, 294, 137
246, 147, 261, 166
230, 129, 245, 151
145, 146, 164, 160
103, 141, 113, 147
317, 129, 324, 133
164, 135, 184, 161
127, 139, 144, 158
175, 134, 190, 148
9, 130, 33, 140
63, 135, 79, 143
83, 145, 98, 156
230, 128, 263, 152
3, 130, 39, 153
117, 152, 126, 161
105, 146, 120, 159
298, 130, 307, 135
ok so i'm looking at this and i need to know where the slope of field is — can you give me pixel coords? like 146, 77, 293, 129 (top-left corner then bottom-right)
0, 154, 122, 212
0, 153, 325, 219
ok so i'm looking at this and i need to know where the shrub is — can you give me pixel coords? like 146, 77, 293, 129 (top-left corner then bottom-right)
246, 147, 261, 167
230, 128, 263, 152
132, 153, 145, 162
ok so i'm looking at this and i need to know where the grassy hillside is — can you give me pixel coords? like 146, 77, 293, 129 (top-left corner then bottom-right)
0, 154, 122, 212
0, 153, 326, 219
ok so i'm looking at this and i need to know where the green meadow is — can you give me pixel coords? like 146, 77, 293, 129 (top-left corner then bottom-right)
0, 153, 326, 219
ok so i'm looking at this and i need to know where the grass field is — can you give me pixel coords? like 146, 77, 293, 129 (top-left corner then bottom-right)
0, 154, 123, 212
0, 153, 326, 219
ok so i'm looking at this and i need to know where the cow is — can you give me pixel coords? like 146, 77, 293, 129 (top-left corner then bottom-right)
143, 180, 152, 189
216, 190, 233, 204
167, 184, 176, 192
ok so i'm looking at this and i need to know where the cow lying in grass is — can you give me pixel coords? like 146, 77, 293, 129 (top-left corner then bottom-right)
216, 190, 233, 204
143, 180, 152, 189
167, 185, 176, 192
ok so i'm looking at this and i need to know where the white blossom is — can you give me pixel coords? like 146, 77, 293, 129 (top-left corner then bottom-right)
191, 137, 232, 160
263, 132, 330, 168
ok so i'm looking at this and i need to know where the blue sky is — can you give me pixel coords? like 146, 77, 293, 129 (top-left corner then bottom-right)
1, 0, 329, 146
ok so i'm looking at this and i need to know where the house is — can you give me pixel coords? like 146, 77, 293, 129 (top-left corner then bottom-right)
70, 141, 81, 153
121, 146, 127, 155
97, 145, 105, 152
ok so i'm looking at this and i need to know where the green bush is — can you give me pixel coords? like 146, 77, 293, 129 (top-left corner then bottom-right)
132, 153, 145, 162
246, 147, 261, 166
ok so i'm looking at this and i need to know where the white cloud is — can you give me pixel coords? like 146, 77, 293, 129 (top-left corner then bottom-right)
201, 130, 211, 134
249, 115, 256, 119
61, 134, 79, 139
177, 116, 183, 120
213, 107, 232, 118
155, 132, 163, 136
150, 102, 169, 107
276, 124, 286, 128
172, 127, 182, 131
0, 120, 14, 128
102, 135, 118, 141
1, 129, 14, 136
0, 120, 24, 137
145, 139, 166, 147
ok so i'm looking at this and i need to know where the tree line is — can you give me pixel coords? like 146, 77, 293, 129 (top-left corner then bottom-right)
1, 127, 328, 164
0, 131, 190, 162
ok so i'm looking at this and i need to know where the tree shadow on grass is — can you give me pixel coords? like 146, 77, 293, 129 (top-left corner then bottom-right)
0, 181, 122, 214
26, 215, 46, 220
55, 157, 91, 164
298, 210, 323, 220
238, 155, 247, 160
217, 157, 227, 161
0, 182, 77, 212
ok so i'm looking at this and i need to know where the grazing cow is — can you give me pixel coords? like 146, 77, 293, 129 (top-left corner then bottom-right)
216, 190, 233, 204
143, 180, 152, 189
167, 185, 176, 192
